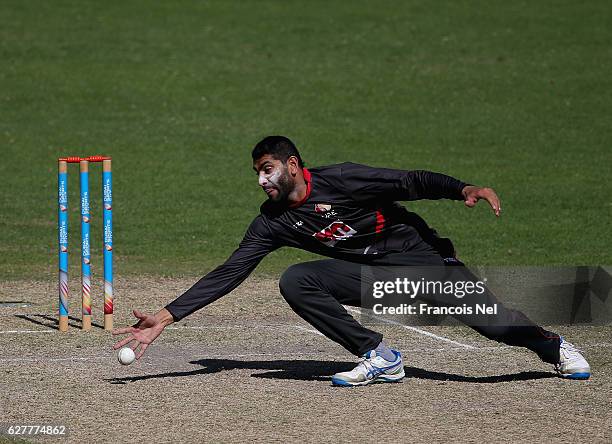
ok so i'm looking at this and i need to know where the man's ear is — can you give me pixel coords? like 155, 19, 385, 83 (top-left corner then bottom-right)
287, 156, 300, 176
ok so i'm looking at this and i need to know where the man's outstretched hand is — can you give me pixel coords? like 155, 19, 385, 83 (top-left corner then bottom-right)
462, 185, 501, 217
112, 308, 174, 359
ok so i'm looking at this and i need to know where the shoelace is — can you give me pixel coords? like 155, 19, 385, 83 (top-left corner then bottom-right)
560, 341, 583, 360
356, 358, 376, 379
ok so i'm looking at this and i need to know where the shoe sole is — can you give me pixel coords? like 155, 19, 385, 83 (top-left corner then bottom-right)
331, 370, 405, 387
558, 372, 591, 380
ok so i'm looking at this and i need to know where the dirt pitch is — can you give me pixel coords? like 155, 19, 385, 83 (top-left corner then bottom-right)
1, 276, 610, 443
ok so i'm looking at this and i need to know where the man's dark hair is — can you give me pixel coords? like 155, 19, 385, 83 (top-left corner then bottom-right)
252, 136, 305, 168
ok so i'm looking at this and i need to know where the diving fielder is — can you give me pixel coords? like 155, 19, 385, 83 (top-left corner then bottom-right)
113, 136, 591, 386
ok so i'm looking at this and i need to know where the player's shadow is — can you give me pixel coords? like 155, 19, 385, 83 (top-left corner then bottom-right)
106, 358, 556, 384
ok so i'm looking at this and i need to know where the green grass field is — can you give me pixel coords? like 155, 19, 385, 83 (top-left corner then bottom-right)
1, 0, 610, 280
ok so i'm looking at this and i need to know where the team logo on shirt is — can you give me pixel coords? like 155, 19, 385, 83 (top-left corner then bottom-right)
313, 221, 357, 247
314, 203, 332, 213
314, 203, 337, 219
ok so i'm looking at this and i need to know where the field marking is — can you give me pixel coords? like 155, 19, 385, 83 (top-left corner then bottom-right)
293, 325, 325, 336
170, 323, 326, 337
0, 323, 324, 335
583, 342, 612, 348
0, 347, 518, 366
0, 356, 108, 363
167, 324, 307, 331
167, 325, 262, 331
345, 306, 477, 349
0, 352, 343, 365
0, 329, 55, 334
169, 324, 326, 336
3, 323, 610, 354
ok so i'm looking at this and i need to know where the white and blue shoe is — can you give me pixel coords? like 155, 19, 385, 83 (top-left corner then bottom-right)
331, 349, 405, 387
555, 338, 591, 380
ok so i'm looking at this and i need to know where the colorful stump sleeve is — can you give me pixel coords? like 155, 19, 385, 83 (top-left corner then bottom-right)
58, 160, 69, 329
80, 160, 92, 319
102, 159, 113, 316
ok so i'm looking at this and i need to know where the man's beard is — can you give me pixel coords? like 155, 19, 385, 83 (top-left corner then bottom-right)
269, 167, 293, 202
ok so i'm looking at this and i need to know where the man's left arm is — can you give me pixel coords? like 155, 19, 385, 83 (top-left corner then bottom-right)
461, 184, 501, 217
338, 162, 501, 216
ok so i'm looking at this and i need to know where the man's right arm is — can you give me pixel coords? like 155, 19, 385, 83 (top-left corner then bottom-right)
164, 215, 279, 321
113, 215, 279, 358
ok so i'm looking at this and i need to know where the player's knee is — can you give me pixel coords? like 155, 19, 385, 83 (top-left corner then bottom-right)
279, 264, 311, 302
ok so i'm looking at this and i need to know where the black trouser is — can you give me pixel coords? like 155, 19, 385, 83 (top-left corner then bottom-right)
278, 255, 561, 364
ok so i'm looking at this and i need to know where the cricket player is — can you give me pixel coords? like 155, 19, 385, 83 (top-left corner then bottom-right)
113, 136, 591, 386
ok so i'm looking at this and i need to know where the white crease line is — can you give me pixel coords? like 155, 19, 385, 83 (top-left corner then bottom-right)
0, 324, 328, 336
345, 307, 477, 350
293, 325, 325, 336
0, 356, 108, 363
167, 324, 290, 331
170, 324, 326, 337
4, 324, 608, 353
0, 348, 521, 365
167, 325, 243, 331
215, 352, 322, 359
173, 323, 326, 337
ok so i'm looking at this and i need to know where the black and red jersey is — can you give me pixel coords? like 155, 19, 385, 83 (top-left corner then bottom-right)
166, 162, 467, 320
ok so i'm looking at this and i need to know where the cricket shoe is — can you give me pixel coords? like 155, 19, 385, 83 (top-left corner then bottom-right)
555, 338, 591, 380
331, 349, 405, 387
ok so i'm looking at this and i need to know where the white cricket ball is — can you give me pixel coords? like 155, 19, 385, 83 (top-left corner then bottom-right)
117, 347, 136, 365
